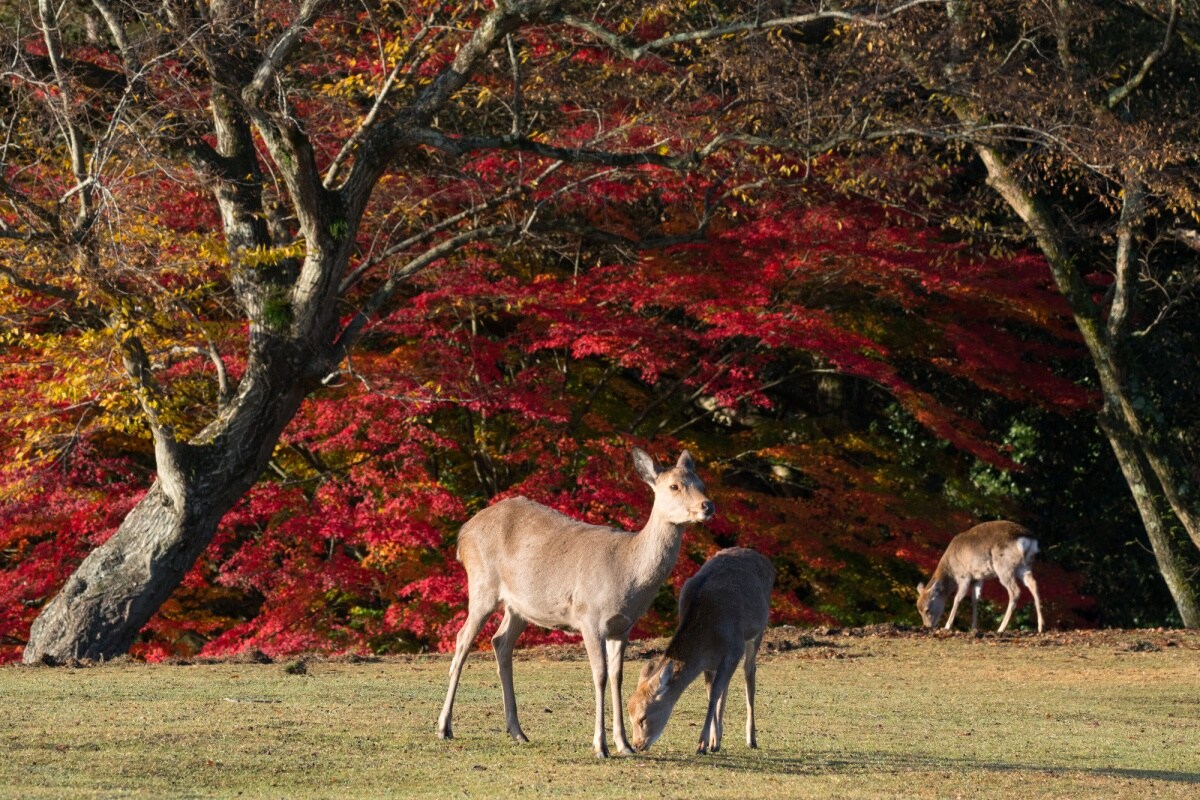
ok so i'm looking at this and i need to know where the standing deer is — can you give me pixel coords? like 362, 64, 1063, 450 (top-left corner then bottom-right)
436, 448, 714, 758
627, 547, 774, 754
916, 520, 1045, 633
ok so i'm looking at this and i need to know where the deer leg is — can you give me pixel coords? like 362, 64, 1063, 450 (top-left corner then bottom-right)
711, 682, 726, 752
996, 575, 1021, 632
970, 580, 983, 631
437, 591, 497, 740
699, 658, 736, 754
605, 637, 634, 755
492, 607, 529, 742
744, 634, 762, 748
581, 627, 610, 758
1021, 569, 1045, 633
697, 669, 727, 750
944, 581, 970, 630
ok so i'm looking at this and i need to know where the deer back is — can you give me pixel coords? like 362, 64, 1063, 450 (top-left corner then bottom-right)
671, 548, 774, 662
941, 520, 1037, 582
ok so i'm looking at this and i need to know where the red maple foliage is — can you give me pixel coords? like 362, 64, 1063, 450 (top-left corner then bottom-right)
0, 4, 1099, 662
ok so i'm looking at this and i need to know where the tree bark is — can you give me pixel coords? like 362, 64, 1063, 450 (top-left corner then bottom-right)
23, 484, 216, 662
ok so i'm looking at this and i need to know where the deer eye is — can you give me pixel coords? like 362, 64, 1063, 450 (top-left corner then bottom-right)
670, 483, 680, 492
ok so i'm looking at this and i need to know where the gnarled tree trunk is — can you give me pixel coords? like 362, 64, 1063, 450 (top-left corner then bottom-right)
24, 339, 313, 663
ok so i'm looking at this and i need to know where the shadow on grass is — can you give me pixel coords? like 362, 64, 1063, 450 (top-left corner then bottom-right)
635, 749, 1200, 784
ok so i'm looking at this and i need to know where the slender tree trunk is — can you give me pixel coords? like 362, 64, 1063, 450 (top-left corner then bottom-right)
929, 1, 1200, 625
1100, 413, 1200, 627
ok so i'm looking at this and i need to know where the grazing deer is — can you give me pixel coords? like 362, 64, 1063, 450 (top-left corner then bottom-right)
627, 547, 774, 754
437, 448, 714, 758
916, 520, 1045, 633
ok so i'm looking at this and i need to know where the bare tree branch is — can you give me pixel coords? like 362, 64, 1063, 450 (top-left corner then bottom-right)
1107, 178, 1145, 342
1107, 0, 1179, 108
407, 127, 699, 169
324, 10, 439, 189
558, 0, 945, 60
35, 0, 95, 234
243, 0, 332, 108
328, 223, 519, 366
339, 161, 565, 294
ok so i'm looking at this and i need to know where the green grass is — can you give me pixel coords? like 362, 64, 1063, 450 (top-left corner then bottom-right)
2, 629, 1199, 798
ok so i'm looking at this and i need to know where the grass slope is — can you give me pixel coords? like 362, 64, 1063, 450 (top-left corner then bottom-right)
2, 628, 1198, 799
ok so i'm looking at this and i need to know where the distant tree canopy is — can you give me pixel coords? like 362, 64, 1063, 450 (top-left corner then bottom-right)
0, 1, 1196, 663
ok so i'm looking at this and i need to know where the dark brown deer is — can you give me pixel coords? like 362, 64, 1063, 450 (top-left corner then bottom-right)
627, 547, 774, 754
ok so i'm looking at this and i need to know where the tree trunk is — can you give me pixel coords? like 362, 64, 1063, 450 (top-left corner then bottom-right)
1100, 413, 1200, 627
23, 484, 221, 662
19, 0, 554, 663
23, 339, 312, 664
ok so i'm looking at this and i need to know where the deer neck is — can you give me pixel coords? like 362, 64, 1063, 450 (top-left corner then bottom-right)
659, 653, 705, 706
929, 560, 955, 592
632, 507, 686, 587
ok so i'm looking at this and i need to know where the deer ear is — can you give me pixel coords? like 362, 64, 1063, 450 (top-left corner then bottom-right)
632, 447, 660, 486
656, 661, 674, 696
676, 449, 695, 472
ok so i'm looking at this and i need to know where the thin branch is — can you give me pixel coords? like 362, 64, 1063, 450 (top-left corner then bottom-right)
243, 0, 331, 108
341, 0, 561, 210
506, 33, 522, 137
1106, 179, 1145, 342
1106, 0, 1178, 109
338, 160, 565, 294
35, 0, 94, 233
328, 223, 519, 365
89, 0, 140, 75
627, 361, 709, 435
408, 122, 984, 174
558, 0, 944, 61
667, 373, 793, 438
324, 11, 439, 188
0, 174, 62, 237
1168, 228, 1200, 254
0, 262, 78, 301
407, 127, 700, 169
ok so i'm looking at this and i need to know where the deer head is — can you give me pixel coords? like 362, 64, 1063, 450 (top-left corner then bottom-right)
627, 656, 683, 752
916, 580, 947, 627
632, 448, 714, 525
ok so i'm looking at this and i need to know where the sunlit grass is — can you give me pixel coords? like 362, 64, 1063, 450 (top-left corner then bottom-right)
2, 631, 1198, 798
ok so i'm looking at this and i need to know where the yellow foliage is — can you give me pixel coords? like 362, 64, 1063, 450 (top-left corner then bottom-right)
241, 242, 306, 269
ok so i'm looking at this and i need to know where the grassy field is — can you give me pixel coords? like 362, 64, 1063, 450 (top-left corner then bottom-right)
2, 627, 1198, 799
